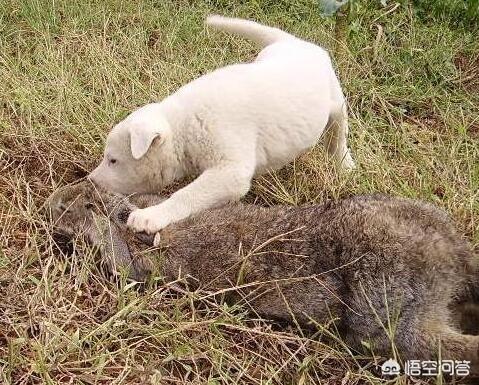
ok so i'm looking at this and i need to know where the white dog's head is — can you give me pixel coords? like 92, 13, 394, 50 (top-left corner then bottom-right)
89, 103, 176, 195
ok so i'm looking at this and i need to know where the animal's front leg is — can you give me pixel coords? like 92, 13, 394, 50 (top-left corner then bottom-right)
127, 161, 254, 236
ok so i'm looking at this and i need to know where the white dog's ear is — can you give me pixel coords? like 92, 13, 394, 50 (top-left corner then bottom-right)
129, 119, 170, 160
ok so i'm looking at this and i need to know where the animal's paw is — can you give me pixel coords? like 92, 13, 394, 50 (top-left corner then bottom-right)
153, 232, 162, 247
127, 206, 172, 234
340, 151, 356, 171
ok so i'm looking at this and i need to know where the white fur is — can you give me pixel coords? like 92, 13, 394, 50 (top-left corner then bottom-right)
89, 15, 355, 239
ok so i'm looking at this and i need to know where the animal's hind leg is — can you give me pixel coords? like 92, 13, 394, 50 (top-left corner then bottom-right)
403, 320, 479, 376
346, 314, 479, 375
344, 286, 478, 374
323, 97, 355, 170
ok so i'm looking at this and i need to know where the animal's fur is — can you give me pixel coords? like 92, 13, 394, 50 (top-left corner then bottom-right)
89, 15, 355, 237
46, 182, 479, 372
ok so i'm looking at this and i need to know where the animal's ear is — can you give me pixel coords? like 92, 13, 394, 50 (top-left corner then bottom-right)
129, 118, 170, 160
129, 125, 160, 160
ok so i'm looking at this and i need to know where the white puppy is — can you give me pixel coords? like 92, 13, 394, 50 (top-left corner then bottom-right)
89, 15, 355, 241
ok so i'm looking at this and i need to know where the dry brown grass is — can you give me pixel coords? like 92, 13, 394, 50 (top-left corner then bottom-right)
1, 0, 478, 384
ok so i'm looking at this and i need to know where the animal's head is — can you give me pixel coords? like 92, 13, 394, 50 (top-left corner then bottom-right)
45, 181, 155, 281
45, 181, 108, 241
89, 103, 175, 195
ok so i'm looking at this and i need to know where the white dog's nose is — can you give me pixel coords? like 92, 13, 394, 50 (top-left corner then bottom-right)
87, 164, 112, 191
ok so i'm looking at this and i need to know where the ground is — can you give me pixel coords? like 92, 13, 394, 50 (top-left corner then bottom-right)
0, 0, 478, 384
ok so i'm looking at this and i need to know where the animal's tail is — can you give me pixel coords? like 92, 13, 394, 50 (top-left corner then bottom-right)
206, 15, 294, 48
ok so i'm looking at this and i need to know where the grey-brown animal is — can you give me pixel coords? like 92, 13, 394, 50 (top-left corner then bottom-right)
45, 181, 479, 374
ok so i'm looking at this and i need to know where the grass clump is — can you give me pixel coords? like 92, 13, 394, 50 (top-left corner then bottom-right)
0, 0, 478, 383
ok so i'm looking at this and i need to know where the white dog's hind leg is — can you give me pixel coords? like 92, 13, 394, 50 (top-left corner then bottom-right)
127, 161, 255, 238
323, 78, 355, 170
323, 106, 355, 170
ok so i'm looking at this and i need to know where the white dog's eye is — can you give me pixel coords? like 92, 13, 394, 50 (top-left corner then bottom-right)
109, 159, 117, 165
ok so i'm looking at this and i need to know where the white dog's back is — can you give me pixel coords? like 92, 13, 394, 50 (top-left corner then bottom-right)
164, 16, 342, 173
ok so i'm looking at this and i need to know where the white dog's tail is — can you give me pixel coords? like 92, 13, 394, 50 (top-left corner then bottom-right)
206, 15, 294, 48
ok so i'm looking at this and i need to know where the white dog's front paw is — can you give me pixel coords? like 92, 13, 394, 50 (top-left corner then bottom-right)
127, 206, 172, 234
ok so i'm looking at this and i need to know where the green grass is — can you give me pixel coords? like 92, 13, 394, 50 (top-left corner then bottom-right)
1, 0, 478, 384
